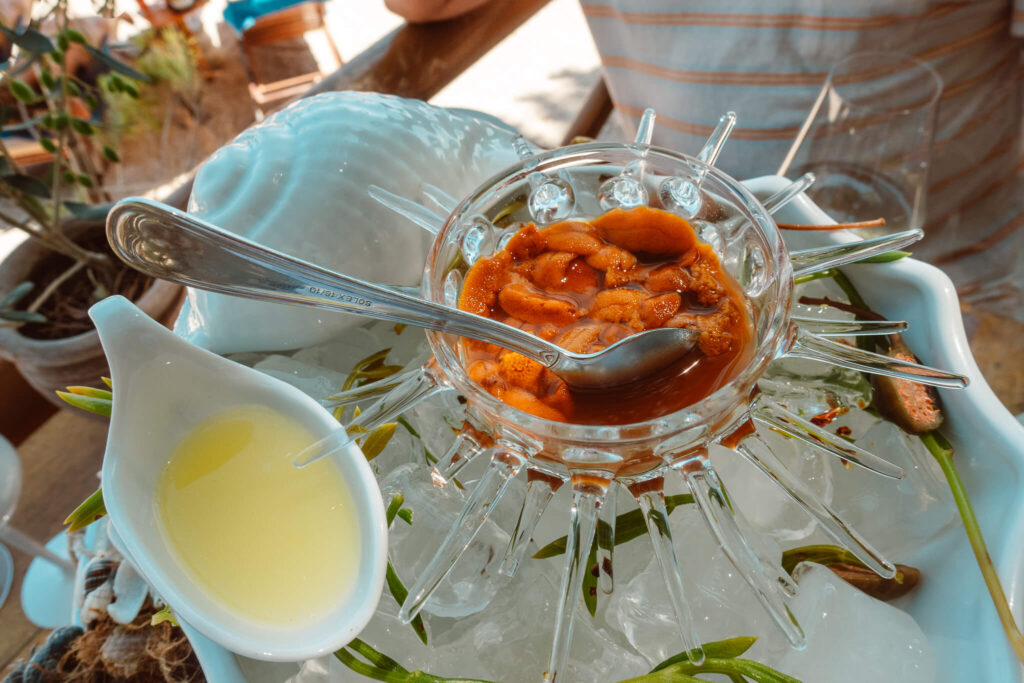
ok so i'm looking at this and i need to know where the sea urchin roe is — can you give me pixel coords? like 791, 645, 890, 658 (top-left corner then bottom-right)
457, 206, 754, 425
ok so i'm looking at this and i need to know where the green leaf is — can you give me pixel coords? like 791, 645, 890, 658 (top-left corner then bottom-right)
39, 71, 55, 90
56, 34, 69, 53
54, 113, 69, 130
333, 648, 390, 681
3, 113, 48, 134
102, 145, 120, 163
0, 24, 55, 53
0, 309, 45, 322
397, 508, 413, 525
39, 137, 56, 153
346, 638, 409, 674
64, 487, 106, 532
57, 390, 112, 417
582, 539, 598, 616
71, 118, 93, 136
858, 250, 910, 264
101, 376, 113, 388
151, 605, 179, 627
651, 637, 758, 672
4, 173, 51, 197
386, 562, 428, 644
533, 493, 694, 559
0, 281, 34, 308
62, 170, 76, 184
9, 79, 35, 103
60, 28, 86, 45
76, 173, 93, 188
83, 44, 153, 83
386, 493, 405, 526
359, 422, 397, 461
65, 385, 112, 400
64, 201, 111, 220
122, 81, 140, 99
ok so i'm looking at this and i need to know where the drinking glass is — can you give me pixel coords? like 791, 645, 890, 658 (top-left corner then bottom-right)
777, 51, 942, 232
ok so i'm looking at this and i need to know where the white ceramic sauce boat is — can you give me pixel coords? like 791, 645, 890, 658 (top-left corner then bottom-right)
91, 295, 388, 661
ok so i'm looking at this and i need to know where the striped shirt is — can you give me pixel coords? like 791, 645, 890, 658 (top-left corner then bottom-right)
582, 1, 1024, 320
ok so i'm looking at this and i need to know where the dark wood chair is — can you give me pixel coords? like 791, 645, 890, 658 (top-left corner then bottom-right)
239, 2, 343, 117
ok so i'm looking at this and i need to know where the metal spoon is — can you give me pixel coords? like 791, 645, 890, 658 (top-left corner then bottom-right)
106, 198, 699, 389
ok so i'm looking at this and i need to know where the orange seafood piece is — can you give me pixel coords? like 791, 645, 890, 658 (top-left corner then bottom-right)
531, 252, 600, 293
497, 351, 546, 394
505, 223, 547, 260
504, 387, 567, 422
459, 252, 511, 316
497, 282, 580, 326
590, 288, 646, 327
543, 221, 603, 255
592, 206, 697, 257
641, 293, 682, 329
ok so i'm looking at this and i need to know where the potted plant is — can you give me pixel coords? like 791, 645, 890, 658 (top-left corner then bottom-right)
0, 7, 183, 409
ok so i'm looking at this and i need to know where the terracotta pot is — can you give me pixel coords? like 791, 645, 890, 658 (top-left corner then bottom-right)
0, 220, 184, 410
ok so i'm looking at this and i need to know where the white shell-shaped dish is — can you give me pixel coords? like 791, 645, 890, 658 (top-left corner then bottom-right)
176, 92, 524, 354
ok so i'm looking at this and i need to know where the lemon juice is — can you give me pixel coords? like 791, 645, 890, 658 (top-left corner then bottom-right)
156, 405, 358, 626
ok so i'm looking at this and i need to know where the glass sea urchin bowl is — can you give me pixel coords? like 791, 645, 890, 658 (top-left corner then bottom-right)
423, 143, 791, 472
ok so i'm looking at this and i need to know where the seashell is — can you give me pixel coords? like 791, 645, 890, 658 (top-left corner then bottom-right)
82, 556, 116, 594
80, 581, 113, 628
99, 625, 146, 677
176, 91, 525, 354
107, 561, 148, 625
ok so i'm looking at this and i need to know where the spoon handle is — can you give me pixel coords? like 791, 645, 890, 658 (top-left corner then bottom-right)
106, 198, 563, 366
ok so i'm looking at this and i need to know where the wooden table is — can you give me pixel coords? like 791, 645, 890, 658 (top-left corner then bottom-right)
0, 412, 108, 674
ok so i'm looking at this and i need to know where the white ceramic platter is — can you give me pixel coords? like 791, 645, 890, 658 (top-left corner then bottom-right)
178, 174, 1024, 683
167, 93, 1024, 681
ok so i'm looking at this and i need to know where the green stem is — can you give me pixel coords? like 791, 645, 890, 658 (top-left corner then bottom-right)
624, 657, 798, 683
50, 0, 69, 237
829, 268, 869, 310
923, 431, 1024, 665
792, 269, 834, 286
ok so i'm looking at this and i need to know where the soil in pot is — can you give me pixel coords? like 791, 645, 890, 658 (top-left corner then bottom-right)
17, 232, 152, 340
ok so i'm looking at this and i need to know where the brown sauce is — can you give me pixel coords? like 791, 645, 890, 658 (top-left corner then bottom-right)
457, 206, 754, 426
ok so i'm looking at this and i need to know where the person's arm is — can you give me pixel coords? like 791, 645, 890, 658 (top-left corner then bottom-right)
384, 0, 492, 23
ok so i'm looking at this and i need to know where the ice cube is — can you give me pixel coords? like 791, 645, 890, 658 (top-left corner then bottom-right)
252, 354, 350, 401
710, 436, 832, 544
604, 502, 787, 667
823, 417, 956, 558
380, 463, 510, 618
758, 360, 873, 419
768, 564, 935, 683
429, 559, 649, 681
